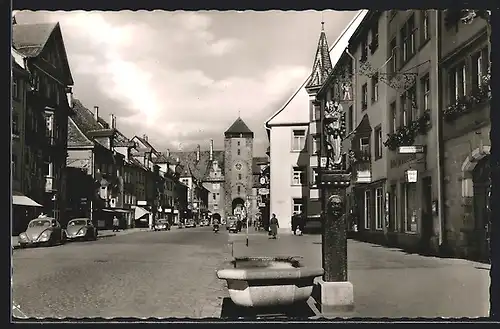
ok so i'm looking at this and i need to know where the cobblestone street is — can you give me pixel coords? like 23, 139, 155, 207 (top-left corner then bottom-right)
12, 227, 230, 319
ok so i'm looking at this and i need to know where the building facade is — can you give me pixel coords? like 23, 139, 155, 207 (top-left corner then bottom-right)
13, 22, 75, 223
439, 10, 490, 260
265, 11, 367, 233
309, 10, 491, 261
66, 100, 127, 229
223, 118, 255, 222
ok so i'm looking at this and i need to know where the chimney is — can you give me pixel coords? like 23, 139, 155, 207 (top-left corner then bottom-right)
142, 134, 148, 142
66, 86, 73, 108
176, 157, 180, 164
196, 145, 200, 162
94, 106, 99, 120
110, 114, 116, 129
166, 149, 170, 157
209, 139, 214, 161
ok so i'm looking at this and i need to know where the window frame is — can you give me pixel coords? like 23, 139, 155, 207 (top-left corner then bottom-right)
364, 189, 371, 230
374, 126, 383, 160
292, 129, 306, 152
390, 101, 397, 133
361, 83, 368, 110
371, 75, 379, 104
292, 166, 306, 186
421, 74, 431, 111
375, 187, 384, 230
421, 10, 430, 43
292, 198, 304, 215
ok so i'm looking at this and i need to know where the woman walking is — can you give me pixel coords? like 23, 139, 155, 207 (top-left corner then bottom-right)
269, 213, 279, 239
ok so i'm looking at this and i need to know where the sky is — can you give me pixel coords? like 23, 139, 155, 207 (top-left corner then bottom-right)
15, 10, 357, 156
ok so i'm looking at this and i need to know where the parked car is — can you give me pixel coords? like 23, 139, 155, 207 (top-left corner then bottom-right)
66, 218, 98, 241
200, 219, 209, 227
154, 219, 170, 231
18, 217, 66, 248
185, 219, 196, 228
226, 216, 239, 233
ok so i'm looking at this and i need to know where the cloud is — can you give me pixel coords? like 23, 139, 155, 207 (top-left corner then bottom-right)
15, 10, 356, 154
40, 11, 309, 149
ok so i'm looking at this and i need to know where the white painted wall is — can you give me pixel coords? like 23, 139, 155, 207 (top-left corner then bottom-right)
269, 125, 309, 233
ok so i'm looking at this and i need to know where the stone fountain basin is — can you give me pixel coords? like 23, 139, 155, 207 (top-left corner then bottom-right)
216, 257, 324, 308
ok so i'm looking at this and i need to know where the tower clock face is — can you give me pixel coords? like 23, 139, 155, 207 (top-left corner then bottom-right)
234, 161, 243, 171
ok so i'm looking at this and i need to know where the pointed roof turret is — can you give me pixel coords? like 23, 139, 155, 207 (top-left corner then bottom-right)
305, 21, 334, 90
224, 117, 254, 138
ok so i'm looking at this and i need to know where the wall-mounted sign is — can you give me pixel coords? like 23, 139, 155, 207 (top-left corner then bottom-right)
258, 202, 266, 207
320, 157, 328, 168
398, 145, 425, 154
137, 200, 147, 206
258, 188, 269, 195
406, 169, 418, 183
432, 200, 438, 216
259, 177, 267, 185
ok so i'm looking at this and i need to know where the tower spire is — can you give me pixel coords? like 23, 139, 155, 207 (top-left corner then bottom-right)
305, 20, 333, 90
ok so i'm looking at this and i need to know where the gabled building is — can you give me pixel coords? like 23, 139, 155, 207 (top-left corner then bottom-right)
165, 142, 222, 223
12, 50, 45, 235
12, 21, 75, 223
131, 134, 160, 227
265, 11, 367, 232
66, 100, 127, 229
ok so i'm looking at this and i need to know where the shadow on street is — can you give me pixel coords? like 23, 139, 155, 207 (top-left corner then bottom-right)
220, 297, 315, 320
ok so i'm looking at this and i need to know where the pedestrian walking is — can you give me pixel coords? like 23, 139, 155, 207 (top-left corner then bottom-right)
112, 216, 120, 232
269, 213, 279, 239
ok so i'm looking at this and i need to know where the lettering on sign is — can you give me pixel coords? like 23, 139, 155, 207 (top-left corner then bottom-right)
390, 154, 416, 168
406, 169, 418, 183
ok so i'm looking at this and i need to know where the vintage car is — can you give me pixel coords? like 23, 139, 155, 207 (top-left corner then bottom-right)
154, 219, 170, 231
185, 219, 196, 228
18, 217, 66, 248
66, 218, 97, 241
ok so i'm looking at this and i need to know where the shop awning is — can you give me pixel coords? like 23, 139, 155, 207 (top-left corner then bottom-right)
102, 209, 130, 213
135, 207, 150, 220
12, 194, 43, 207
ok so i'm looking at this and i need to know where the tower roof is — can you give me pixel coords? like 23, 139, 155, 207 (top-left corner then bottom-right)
305, 23, 334, 90
224, 117, 254, 138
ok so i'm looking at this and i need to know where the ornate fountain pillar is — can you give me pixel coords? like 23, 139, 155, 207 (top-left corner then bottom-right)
316, 98, 354, 315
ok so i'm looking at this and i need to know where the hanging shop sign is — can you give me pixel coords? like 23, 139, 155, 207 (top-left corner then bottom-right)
258, 188, 269, 195
398, 145, 425, 154
406, 169, 418, 183
258, 202, 266, 207
259, 177, 267, 185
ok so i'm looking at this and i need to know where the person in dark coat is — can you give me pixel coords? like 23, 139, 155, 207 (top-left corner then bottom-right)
291, 214, 297, 235
269, 213, 279, 239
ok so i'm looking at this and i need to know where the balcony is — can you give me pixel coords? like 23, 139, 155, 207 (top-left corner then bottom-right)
348, 150, 372, 184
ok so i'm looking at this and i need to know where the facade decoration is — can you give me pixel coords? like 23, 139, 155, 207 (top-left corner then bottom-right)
443, 74, 491, 122
324, 100, 347, 168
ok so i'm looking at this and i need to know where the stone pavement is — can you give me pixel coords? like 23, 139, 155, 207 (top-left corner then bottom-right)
229, 232, 490, 318
12, 227, 230, 319
11, 227, 148, 249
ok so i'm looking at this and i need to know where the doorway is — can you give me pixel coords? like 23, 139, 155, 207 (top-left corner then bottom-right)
472, 157, 491, 262
420, 177, 433, 252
